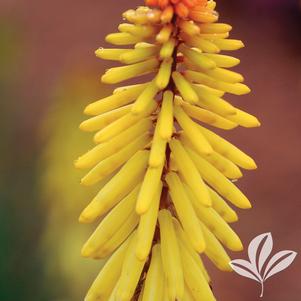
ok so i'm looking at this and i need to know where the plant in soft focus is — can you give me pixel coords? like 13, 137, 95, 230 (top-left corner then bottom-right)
76, 0, 260, 300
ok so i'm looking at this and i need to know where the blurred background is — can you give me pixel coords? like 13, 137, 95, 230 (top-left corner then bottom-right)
0, 0, 300, 300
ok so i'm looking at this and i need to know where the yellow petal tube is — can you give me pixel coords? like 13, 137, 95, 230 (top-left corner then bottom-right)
84, 237, 131, 301
115, 233, 147, 301
181, 33, 220, 54
213, 38, 245, 51
201, 53, 240, 68
200, 222, 232, 271
198, 23, 232, 34
95, 48, 129, 61
101, 58, 159, 84
79, 150, 149, 223
135, 182, 162, 260
120, 46, 160, 64
172, 71, 199, 104
156, 58, 173, 89
173, 104, 213, 156
166, 172, 206, 253
105, 32, 143, 45
118, 23, 158, 38
169, 139, 211, 207
94, 99, 156, 143
84, 83, 148, 116
159, 38, 176, 58
142, 244, 164, 301
75, 118, 152, 169
179, 239, 216, 301
187, 148, 252, 209
136, 165, 163, 215
156, 24, 173, 43
81, 185, 140, 258
157, 90, 174, 140
158, 209, 184, 300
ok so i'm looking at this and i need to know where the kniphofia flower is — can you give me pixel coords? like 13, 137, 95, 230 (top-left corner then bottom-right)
75, 0, 260, 300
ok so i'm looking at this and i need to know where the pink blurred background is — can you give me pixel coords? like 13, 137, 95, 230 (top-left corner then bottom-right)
0, 0, 300, 300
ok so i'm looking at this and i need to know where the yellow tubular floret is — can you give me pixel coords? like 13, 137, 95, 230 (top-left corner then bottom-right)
156, 58, 173, 89
84, 83, 148, 116
115, 233, 147, 301
173, 218, 210, 282
158, 90, 174, 140
136, 165, 163, 214
94, 210, 139, 259
105, 32, 143, 45
80, 104, 133, 133
75, 118, 152, 169
178, 20, 200, 36
184, 184, 243, 251
81, 132, 151, 186
166, 172, 206, 253
197, 124, 258, 169
172, 71, 199, 104
227, 108, 261, 128
160, 38, 176, 58
201, 53, 240, 68
118, 23, 158, 38
142, 244, 164, 301
169, 139, 211, 207
156, 24, 173, 43
135, 182, 162, 260
79, 150, 149, 223
81, 185, 140, 257
84, 237, 131, 301
184, 70, 251, 95
94, 100, 156, 143
187, 148, 252, 209
120, 46, 160, 64
198, 23, 232, 34
158, 209, 184, 300
101, 58, 159, 84
132, 80, 160, 114
181, 33, 220, 54
174, 104, 213, 155
213, 39, 245, 51
200, 222, 233, 271
95, 48, 129, 61
179, 240, 216, 301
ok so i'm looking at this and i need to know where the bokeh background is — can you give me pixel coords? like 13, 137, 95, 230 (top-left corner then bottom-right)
0, 0, 300, 300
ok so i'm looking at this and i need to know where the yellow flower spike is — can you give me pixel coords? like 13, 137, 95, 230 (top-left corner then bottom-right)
75, 118, 153, 169
84, 83, 148, 116
135, 182, 162, 260
115, 233, 147, 301
179, 43, 217, 69
158, 209, 184, 301
105, 32, 143, 45
178, 239, 216, 301
84, 236, 131, 301
81, 186, 140, 258
166, 172, 206, 253
119, 46, 160, 64
157, 90, 174, 140
94, 100, 156, 143
101, 57, 159, 84
142, 244, 165, 301
200, 222, 233, 272
173, 104, 213, 155
79, 150, 149, 223
136, 165, 163, 214
172, 71, 199, 104
187, 147, 252, 209
80, 104, 133, 132
168, 139, 212, 207
81, 132, 151, 186
79, 0, 261, 298
156, 23, 173, 43
173, 218, 210, 283
132, 81, 160, 115
155, 57, 173, 89
159, 37, 176, 58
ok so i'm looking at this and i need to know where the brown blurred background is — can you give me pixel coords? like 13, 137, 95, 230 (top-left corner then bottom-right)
0, 0, 300, 300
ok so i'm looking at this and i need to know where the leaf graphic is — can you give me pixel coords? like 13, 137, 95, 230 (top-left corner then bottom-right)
263, 250, 297, 281
248, 232, 273, 273
230, 259, 262, 283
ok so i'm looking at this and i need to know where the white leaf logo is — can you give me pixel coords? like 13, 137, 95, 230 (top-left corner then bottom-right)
229, 232, 297, 298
